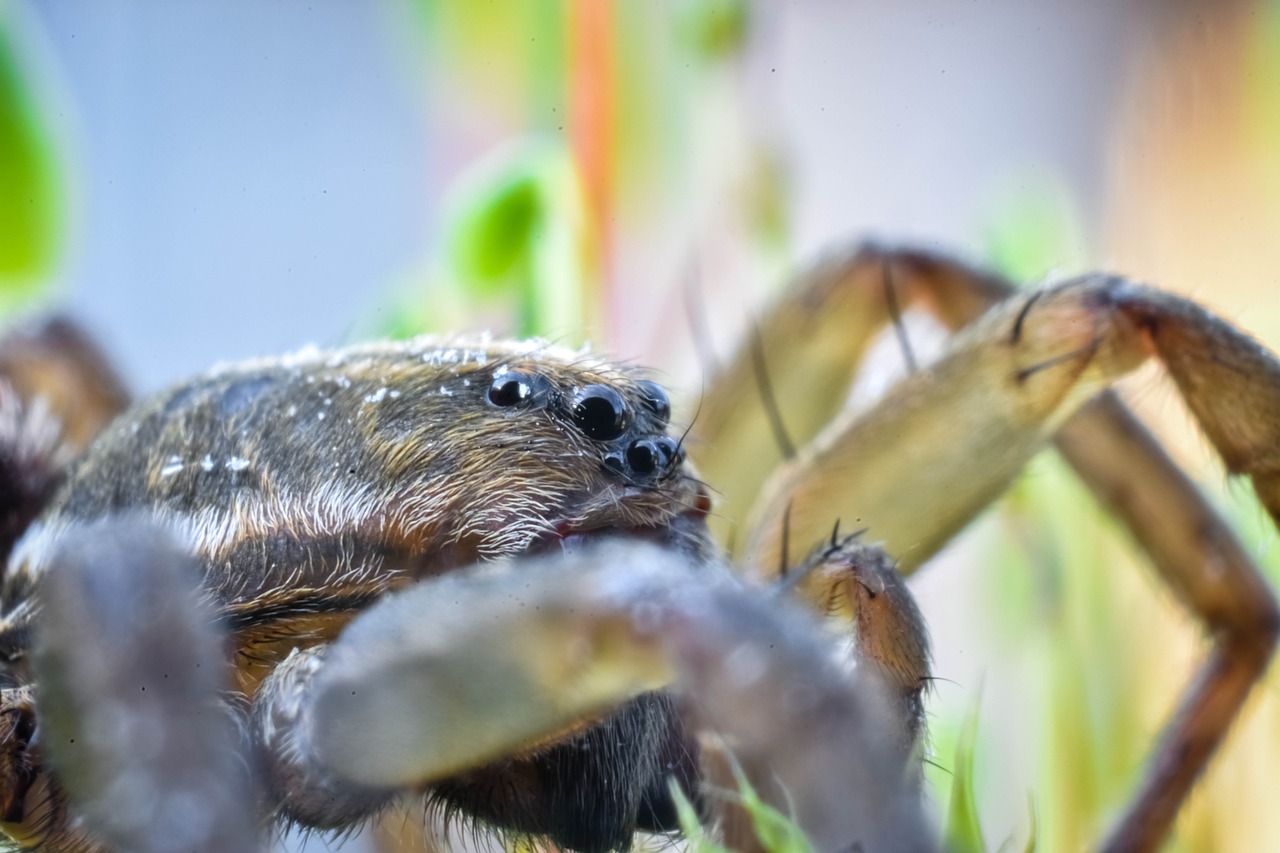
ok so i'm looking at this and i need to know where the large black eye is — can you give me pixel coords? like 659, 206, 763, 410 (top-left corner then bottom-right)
572, 385, 628, 441
634, 379, 671, 425
487, 370, 549, 408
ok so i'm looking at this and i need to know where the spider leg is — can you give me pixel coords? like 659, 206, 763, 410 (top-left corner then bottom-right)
30, 517, 260, 853
0, 317, 130, 566
733, 260, 1280, 851
786, 535, 932, 757
0, 316, 130, 455
1053, 310, 1280, 851
254, 541, 935, 853
690, 244, 1011, 548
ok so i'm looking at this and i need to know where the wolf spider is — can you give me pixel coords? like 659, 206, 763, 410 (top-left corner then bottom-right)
0, 245, 1275, 853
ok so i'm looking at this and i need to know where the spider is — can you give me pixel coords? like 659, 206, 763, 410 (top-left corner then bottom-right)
0, 244, 1275, 853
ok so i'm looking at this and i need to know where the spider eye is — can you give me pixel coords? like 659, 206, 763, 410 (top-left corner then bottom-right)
572, 385, 628, 441
634, 380, 671, 425
487, 370, 549, 408
626, 435, 680, 476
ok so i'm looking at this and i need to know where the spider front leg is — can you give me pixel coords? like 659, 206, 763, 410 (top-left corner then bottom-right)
253, 541, 936, 853
25, 518, 259, 853
728, 260, 1280, 851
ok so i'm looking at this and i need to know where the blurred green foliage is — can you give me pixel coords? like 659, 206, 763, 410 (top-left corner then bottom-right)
943, 695, 987, 853
676, 0, 751, 63
389, 0, 782, 345
0, 19, 61, 311
983, 178, 1085, 283
444, 142, 587, 338
670, 765, 815, 853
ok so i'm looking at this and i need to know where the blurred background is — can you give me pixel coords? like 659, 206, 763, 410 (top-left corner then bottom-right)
3, 0, 1280, 850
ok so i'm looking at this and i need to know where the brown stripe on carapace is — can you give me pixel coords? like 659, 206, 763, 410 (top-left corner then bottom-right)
207, 528, 487, 693
201, 525, 488, 612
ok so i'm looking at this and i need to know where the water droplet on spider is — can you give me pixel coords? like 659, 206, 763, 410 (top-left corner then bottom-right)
225, 457, 250, 472
364, 387, 388, 404
389, 390, 401, 398
200, 454, 215, 472
439, 386, 453, 396
160, 457, 184, 477
317, 412, 326, 421
724, 643, 768, 687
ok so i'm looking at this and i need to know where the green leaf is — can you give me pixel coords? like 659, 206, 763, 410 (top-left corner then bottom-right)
677, 0, 752, 62
945, 692, 987, 853
0, 17, 63, 307
736, 776, 816, 853
447, 161, 541, 291
1023, 793, 1038, 853
670, 779, 733, 853
443, 141, 588, 338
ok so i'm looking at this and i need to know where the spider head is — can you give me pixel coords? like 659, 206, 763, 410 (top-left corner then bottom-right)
364, 338, 714, 570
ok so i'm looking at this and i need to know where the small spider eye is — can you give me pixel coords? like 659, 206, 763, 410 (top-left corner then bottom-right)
634, 380, 671, 425
626, 436, 680, 476
572, 385, 628, 441
626, 439, 659, 474
487, 371, 548, 408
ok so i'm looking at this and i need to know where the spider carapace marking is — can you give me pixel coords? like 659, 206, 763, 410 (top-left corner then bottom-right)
0, 336, 714, 853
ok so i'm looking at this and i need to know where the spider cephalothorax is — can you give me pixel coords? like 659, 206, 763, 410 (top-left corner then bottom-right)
0, 243, 1277, 853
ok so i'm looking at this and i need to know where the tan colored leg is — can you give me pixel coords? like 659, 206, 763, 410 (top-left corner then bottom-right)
786, 533, 932, 757
723, 250, 1280, 851
741, 274, 1148, 574
1057, 394, 1278, 851
688, 245, 1014, 548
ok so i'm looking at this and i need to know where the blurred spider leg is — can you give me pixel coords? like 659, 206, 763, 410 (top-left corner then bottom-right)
0, 383, 64, 566
882, 259, 919, 374
740, 275, 1142, 575
1049, 281, 1280, 852
0, 318, 131, 567
691, 244, 1015, 550
253, 645, 395, 830
31, 518, 260, 853
281, 542, 935, 853
0, 316, 130, 454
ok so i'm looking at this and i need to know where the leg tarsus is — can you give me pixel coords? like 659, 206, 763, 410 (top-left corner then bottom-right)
253, 645, 393, 830
790, 536, 932, 754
